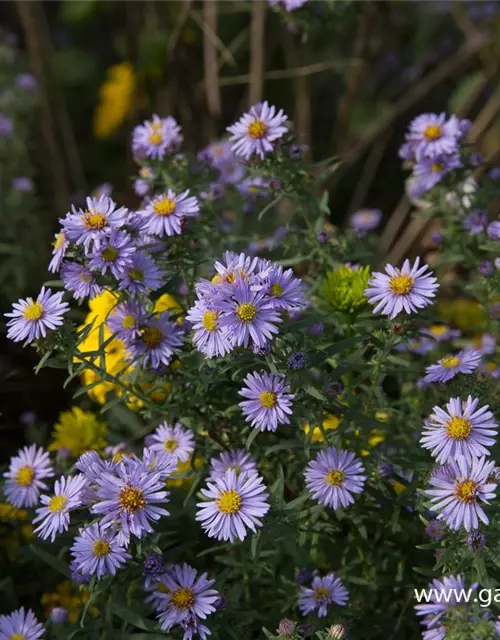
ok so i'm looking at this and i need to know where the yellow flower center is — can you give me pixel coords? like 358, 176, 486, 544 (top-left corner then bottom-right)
270, 283, 284, 297
16, 465, 34, 487
10, 634, 25, 640
83, 211, 107, 230
101, 247, 119, 262
141, 327, 163, 348
79, 272, 93, 283
446, 416, 472, 440
140, 167, 152, 179
389, 273, 414, 295
153, 197, 176, 217
430, 325, 447, 336
216, 489, 242, 514
49, 495, 68, 513
248, 119, 268, 139
122, 314, 136, 329
455, 479, 478, 503
23, 300, 44, 321
314, 587, 330, 601
424, 124, 442, 140
432, 163, 444, 173
260, 391, 277, 409
119, 486, 146, 513
54, 233, 65, 250
326, 470, 345, 487
148, 132, 163, 146
202, 311, 218, 332
441, 355, 460, 369
129, 268, 144, 282
164, 438, 178, 452
171, 587, 195, 610
92, 539, 111, 557
236, 303, 257, 322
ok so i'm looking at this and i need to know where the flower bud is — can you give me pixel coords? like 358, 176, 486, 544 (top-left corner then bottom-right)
278, 618, 296, 636
328, 623, 347, 639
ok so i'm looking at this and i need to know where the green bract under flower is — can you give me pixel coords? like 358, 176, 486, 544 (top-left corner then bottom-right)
320, 265, 370, 313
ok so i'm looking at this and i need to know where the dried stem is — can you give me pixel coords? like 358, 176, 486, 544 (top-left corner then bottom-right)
249, 0, 266, 105
203, 0, 221, 138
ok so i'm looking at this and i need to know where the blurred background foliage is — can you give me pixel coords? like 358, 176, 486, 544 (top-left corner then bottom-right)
1, 0, 500, 441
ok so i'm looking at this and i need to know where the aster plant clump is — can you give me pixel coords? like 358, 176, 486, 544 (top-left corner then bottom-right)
3, 97, 500, 640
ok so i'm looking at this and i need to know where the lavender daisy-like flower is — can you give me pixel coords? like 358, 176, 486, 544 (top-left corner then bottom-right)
88, 229, 136, 278
349, 209, 382, 236
467, 530, 486, 551
238, 371, 294, 432
415, 575, 470, 627
406, 112, 462, 158
70, 522, 131, 580
107, 299, 146, 340
155, 563, 219, 635
212, 251, 261, 286
140, 190, 199, 237
269, 0, 309, 10
33, 474, 87, 542
5, 286, 69, 343
297, 573, 349, 617
127, 312, 184, 368
208, 449, 258, 482
132, 114, 183, 160
118, 251, 164, 294
3, 444, 54, 508
365, 257, 439, 319
425, 455, 497, 531
464, 209, 488, 236
425, 519, 444, 540
148, 422, 195, 463
61, 195, 128, 251
412, 154, 462, 195
0, 607, 44, 640
185, 299, 233, 359
216, 280, 281, 348
13, 176, 34, 192
423, 350, 482, 384
304, 447, 366, 510
143, 553, 165, 589
254, 265, 305, 311
227, 101, 288, 160
420, 396, 498, 464
92, 458, 170, 544
48, 231, 69, 273
196, 470, 270, 542
62, 262, 102, 300
423, 324, 461, 342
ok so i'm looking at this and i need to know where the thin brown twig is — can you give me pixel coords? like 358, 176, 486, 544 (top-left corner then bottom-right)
203, 0, 221, 135
249, 0, 266, 105
191, 9, 236, 68
469, 86, 500, 145
219, 59, 352, 86
379, 194, 411, 255
385, 217, 429, 266
167, 0, 193, 60
346, 135, 390, 216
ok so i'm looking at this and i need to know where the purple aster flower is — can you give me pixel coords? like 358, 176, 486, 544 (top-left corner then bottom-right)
269, 0, 308, 10
148, 422, 195, 463
297, 573, 349, 617
48, 231, 69, 273
107, 299, 146, 340
487, 221, 500, 239
469, 333, 496, 355
33, 474, 87, 542
478, 260, 494, 277
140, 189, 199, 237
134, 166, 154, 196
88, 229, 136, 278
227, 101, 288, 160
211, 251, 261, 286
216, 280, 281, 349
70, 522, 131, 580
467, 530, 486, 551
308, 321, 324, 337
91, 182, 113, 198
425, 455, 497, 531
185, 299, 233, 359
61, 195, 128, 251
326, 380, 344, 397
237, 176, 270, 199
296, 568, 316, 586
0, 607, 44, 640
421, 396, 498, 464
422, 623, 446, 640
464, 210, 488, 236
412, 154, 462, 195
365, 257, 439, 319
202, 139, 235, 167
489, 167, 500, 181
132, 114, 183, 160
423, 324, 461, 342
238, 370, 294, 432
15, 72, 37, 90
12, 176, 34, 192
317, 231, 331, 244
405, 112, 463, 158
377, 462, 394, 478
288, 351, 305, 370
394, 336, 435, 355
3, 444, 54, 508
415, 575, 471, 627
254, 265, 305, 311
5, 286, 69, 343
423, 350, 482, 384
0, 113, 13, 137
127, 312, 184, 368
252, 341, 271, 356
62, 262, 102, 300
50, 607, 68, 625
143, 553, 165, 588
70, 558, 90, 583
304, 447, 366, 510
425, 519, 444, 540
141, 447, 178, 480
92, 457, 170, 545
118, 251, 164, 294
154, 563, 219, 635
349, 209, 382, 236
196, 470, 270, 542
431, 231, 444, 245
208, 449, 258, 482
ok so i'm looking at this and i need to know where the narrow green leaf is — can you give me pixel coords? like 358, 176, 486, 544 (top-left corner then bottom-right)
30, 546, 71, 578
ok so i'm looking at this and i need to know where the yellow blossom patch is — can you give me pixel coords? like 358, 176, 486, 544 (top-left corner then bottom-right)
49, 407, 107, 457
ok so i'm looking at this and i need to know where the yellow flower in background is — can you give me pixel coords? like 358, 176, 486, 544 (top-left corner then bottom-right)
49, 407, 107, 457
303, 413, 341, 443
0, 503, 29, 522
375, 411, 389, 423
93, 62, 135, 139
41, 581, 97, 624
155, 293, 183, 316
392, 480, 406, 495
167, 457, 203, 488
438, 299, 486, 332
